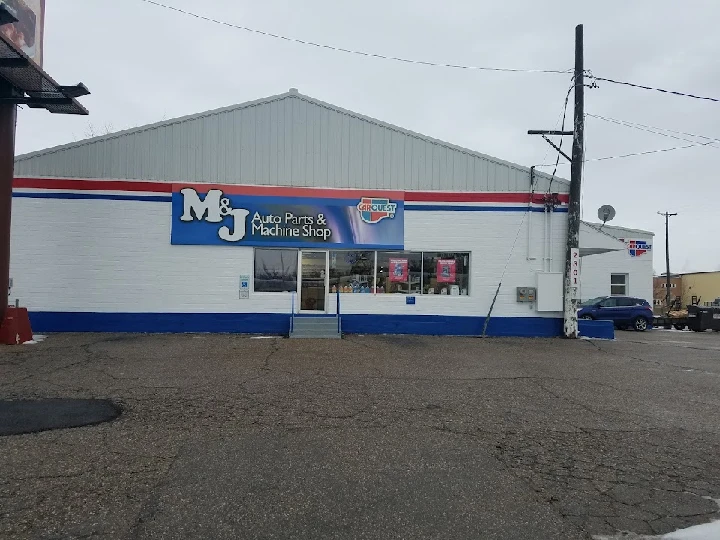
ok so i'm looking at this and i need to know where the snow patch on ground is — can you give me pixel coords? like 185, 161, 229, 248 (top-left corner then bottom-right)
594, 497, 720, 540
593, 520, 720, 539
250, 336, 276, 339
654, 327, 688, 332
23, 335, 47, 345
662, 520, 720, 539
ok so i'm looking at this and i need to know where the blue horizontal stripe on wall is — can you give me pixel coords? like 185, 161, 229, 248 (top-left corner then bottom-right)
13, 193, 571, 213
28, 312, 564, 338
406, 205, 569, 213
170, 240, 404, 250
13, 192, 173, 203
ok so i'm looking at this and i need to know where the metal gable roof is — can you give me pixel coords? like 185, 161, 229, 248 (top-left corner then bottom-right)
582, 221, 655, 238
15, 89, 569, 191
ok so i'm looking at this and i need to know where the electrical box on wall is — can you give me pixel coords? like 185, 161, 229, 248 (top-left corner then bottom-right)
516, 287, 536, 303
536, 272, 563, 312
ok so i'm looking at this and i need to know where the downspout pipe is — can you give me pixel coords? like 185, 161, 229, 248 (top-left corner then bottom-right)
527, 166, 535, 261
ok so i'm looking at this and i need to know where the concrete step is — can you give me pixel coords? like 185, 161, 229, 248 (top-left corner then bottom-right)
291, 327, 340, 334
292, 318, 337, 326
292, 323, 338, 333
290, 333, 341, 339
290, 316, 342, 339
290, 327, 341, 335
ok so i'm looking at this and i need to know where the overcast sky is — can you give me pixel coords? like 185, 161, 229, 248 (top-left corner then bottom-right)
15, 0, 720, 274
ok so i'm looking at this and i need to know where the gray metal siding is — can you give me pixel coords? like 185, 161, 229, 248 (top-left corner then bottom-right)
15, 93, 567, 193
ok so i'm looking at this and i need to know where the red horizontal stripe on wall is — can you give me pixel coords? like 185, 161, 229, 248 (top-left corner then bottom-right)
174, 183, 404, 200
13, 178, 569, 205
14, 178, 173, 193
405, 191, 569, 204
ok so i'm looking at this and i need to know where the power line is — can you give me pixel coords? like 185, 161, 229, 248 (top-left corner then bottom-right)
535, 113, 719, 167
535, 142, 705, 167
539, 92, 571, 166
580, 108, 587, 220
137, 0, 571, 74
591, 75, 719, 103
587, 113, 720, 148
482, 209, 530, 337
587, 145, 702, 162
546, 82, 575, 193
586, 113, 720, 146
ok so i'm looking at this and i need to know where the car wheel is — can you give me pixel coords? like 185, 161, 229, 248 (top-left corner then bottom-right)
673, 324, 685, 331
633, 317, 648, 332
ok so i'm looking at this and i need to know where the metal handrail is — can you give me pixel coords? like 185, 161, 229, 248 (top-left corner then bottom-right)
290, 292, 295, 334
336, 289, 341, 334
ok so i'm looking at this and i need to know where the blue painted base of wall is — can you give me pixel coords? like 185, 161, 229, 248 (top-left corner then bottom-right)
341, 314, 563, 337
28, 312, 565, 338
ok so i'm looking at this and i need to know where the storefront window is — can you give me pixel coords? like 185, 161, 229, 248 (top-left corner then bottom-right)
376, 252, 422, 294
253, 249, 471, 296
254, 249, 298, 292
422, 252, 470, 295
329, 251, 375, 293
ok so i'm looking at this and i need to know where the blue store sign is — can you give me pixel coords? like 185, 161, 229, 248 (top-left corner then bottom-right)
171, 184, 405, 249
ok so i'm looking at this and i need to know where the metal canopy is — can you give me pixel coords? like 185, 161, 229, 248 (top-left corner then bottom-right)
0, 33, 88, 115
579, 247, 624, 257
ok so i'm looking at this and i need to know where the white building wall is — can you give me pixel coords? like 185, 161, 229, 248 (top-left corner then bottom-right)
9, 198, 567, 319
578, 227, 654, 303
332, 209, 567, 317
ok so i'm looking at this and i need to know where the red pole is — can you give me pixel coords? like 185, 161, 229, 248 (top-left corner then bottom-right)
0, 94, 17, 325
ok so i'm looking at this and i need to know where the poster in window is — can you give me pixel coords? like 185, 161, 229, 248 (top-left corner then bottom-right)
437, 259, 456, 283
389, 258, 408, 282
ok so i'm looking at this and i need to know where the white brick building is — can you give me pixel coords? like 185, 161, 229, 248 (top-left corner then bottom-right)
9, 89, 614, 337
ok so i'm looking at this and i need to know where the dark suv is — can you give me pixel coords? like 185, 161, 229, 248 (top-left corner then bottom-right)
578, 296, 653, 331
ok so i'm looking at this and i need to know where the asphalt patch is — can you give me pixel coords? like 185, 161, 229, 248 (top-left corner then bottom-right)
0, 399, 121, 436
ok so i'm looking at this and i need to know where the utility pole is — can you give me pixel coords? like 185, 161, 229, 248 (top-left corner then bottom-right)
563, 24, 585, 338
658, 211, 677, 311
527, 24, 585, 338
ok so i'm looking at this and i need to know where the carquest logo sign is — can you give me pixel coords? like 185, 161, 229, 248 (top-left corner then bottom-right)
357, 197, 397, 224
620, 239, 652, 257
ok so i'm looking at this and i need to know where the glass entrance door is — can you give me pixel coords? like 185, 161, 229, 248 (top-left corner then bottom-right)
300, 251, 328, 312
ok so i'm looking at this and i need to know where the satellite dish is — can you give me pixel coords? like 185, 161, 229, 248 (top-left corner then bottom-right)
598, 205, 616, 224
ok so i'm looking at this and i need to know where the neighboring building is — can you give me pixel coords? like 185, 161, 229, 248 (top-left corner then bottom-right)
680, 271, 720, 308
8, 89, 651, 337
578, 222, 654, 305
653, 274, 683, 314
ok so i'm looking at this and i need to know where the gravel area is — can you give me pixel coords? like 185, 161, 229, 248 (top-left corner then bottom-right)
1, 330, 719, 539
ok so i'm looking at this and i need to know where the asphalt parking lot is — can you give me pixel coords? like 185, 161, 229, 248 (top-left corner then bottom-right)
1, 329, 720, 540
